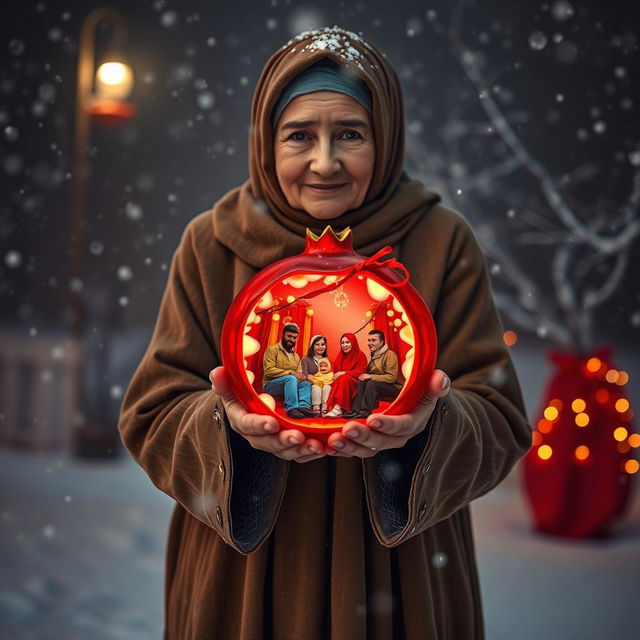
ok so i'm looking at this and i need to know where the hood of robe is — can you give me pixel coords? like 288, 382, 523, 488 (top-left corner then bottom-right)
211, 26, 442, 268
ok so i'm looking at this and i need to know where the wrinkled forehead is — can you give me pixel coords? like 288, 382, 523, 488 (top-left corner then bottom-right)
275, 91, 372, 131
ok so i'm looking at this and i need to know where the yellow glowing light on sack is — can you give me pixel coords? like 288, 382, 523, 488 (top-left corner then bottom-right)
605, 369, 619, 383
386, 309, 394, 317
543, 406, 559, 421
286, 295, 296, 303
305, 308, 314, 317
615, 398, 630, 413
538, 445, 552, 460
625, 460, 639, 474
571, 398, 586, 413
575, 446, 590, 460
616, 371, 629, 385
628, 434, 640, 448
503, 330, 517, 346
575, 413, 590, 427
537, 419, 553, 434
393, 318, 402, 327
614, 427, 629, 442
586, 357, 602, 373
272, 313, 280, 322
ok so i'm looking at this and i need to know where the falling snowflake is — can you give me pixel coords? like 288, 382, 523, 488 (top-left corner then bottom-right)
550, 0, 575, 21
89, 241, 104, 255
529, 32, 548, 51
406, 17, 422, 38
42, 525, 56, 539
160, 10, 178, 28
197, 91, 215, 109
125, 202, 143, 220
8, 39, 25, 56
629, 151, 640, 167
431, 551, 448, 569
117, 265, 133, 281
288, 7, 325, 35
4, 125, 19, 142
5, 250, 22, 268
593, 120, 606, 134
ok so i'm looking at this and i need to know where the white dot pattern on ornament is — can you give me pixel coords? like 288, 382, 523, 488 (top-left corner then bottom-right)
280, 26, 377, 72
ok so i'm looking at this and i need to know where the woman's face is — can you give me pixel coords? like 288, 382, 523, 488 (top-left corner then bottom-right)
340, 336, 352, 353
313, 338, 326, 355
274, 91, 375, 220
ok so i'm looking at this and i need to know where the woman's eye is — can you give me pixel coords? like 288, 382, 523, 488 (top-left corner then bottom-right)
342, 129, 362, 140
287, 131, 307, 141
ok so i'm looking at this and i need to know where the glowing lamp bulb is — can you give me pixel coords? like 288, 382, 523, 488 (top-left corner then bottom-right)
96, 62, 134, 100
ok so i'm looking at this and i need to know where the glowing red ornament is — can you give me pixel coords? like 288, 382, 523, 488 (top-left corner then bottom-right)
221, 226, 437, 438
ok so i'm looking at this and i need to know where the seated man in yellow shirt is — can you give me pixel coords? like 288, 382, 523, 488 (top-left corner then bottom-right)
341, 330, 404, 419
262, 323, 318, 419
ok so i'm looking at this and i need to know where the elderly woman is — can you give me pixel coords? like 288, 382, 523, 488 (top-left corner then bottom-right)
118, 27, 531, 639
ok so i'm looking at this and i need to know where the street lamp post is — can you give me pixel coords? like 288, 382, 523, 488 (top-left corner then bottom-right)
70, 7, 135, 457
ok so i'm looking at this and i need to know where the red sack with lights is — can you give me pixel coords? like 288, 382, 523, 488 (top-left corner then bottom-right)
522, 346, 637, 538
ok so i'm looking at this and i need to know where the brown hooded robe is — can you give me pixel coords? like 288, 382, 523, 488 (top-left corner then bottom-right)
118, 27, 532, 639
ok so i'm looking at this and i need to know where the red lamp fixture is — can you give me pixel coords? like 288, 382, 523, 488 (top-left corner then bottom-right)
87, 60, 135, 126
221, 226, 438, 439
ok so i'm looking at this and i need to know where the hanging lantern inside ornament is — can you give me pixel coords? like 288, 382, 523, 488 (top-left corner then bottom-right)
220, 226, 438, 439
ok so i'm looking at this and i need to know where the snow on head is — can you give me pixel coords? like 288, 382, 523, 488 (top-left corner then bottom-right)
281, 26, 375, 72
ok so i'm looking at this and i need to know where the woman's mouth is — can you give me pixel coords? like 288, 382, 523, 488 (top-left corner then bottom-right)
306, 183, 347, 193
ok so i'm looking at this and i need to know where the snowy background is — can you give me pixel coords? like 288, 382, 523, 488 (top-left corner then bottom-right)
1, 0, 639, 638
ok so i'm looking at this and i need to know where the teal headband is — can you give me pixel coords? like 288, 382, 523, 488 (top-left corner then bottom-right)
270, 58, 373, 131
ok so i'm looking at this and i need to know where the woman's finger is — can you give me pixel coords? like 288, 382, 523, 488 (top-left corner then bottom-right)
341, 422, 388, 450
238, 412, 280, 436
327, 425, 401, 457
365, 412, 415, 437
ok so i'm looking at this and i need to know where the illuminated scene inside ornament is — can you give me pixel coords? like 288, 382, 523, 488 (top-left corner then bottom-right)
241, 273, 417, 421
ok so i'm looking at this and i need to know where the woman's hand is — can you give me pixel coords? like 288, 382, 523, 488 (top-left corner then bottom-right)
334, 371, 345, 379
325, 369, 451, 458
209, 366, 326, 463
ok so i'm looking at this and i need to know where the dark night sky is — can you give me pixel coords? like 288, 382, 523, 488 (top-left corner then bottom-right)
1, 0, 639, 347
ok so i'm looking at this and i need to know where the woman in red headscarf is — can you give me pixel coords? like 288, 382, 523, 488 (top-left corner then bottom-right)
324, 332, 368, 417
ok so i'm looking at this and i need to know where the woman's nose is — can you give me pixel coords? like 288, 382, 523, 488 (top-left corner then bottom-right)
309, 139, 340, 175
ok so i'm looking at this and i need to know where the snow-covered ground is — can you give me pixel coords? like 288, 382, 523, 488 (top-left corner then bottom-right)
1, 449, 638, 640
1, 343, 638, 639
